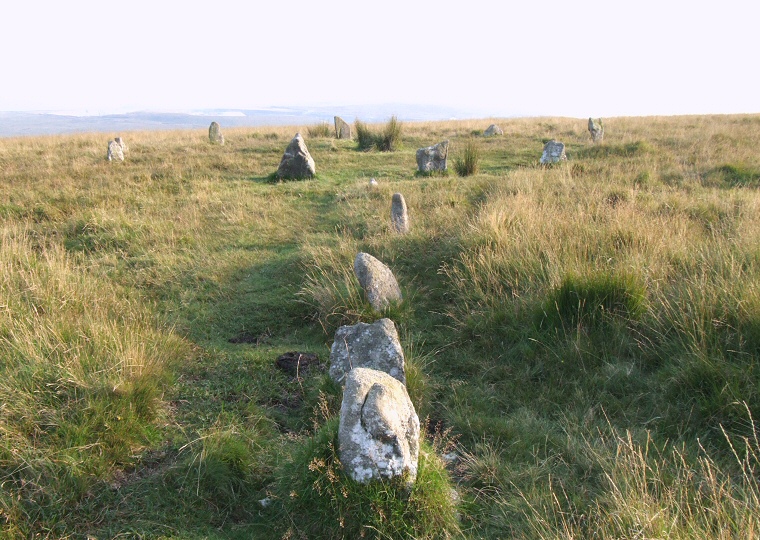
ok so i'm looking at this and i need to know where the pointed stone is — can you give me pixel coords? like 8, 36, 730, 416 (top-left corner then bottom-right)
334, 116, 351, 139
391, 193, 409, 234
484, 124, 503, 136
276, 133, 316, 179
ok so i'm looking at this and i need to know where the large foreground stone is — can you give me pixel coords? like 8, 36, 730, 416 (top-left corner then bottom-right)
588, 117, 604, 143
416, 140, 449, 173
540, 140, 567, 164
391, 193, 409, 234
329, 318, 405, 385
334, 116, 351, 139
107, 139, 124, 162
354, 252, 402, 310
209, 121, 225, 145
484, 124, 503, 136
338, 367, 420, 483
276, 133, 316, 179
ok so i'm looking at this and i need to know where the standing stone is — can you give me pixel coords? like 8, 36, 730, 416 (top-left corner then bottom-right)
329, 318, 406, 385
540, 140, 567, 164
276, 133, 316, 179
391, 193, 409, 234
334, 116, 351, 139
114, 137, 127, 154
588, 117, 604, 143
416, 140, 449, 173
107, 139, 124, 162
353, 252, 402, 310
338, 367, 420, 484
209, 121, 225, 145
484, 124, 503, 136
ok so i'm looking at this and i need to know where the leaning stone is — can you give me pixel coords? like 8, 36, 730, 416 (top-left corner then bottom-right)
484, 124, 503, 136
416, 140, 449, 173
588, 117, 604, 143
107, 139, 124, 162
276, 133, 316, 179
353, 252, 402, 310
391, 193, 409, 234
540, 140, 567, 164
209, 121, 225, 145
334, 116, 351, 139
329, 318, 406, 385
338, 367, 420, 484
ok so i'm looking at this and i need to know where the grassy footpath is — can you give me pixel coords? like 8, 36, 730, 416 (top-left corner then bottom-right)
1, 115, 760, 538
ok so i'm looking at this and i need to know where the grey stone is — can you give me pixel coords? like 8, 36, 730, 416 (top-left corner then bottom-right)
209, 121, 225, 145
484, 124, 503, 136
353, 252, 402, 310
114, 137, 127, 153
334, 116, 351, 139
338, 367, 420, 484
329, 318, 406, 385
107, 139, 124, 162
416, 140, 449, 173
540, 140, 567, 164
391, 193, 409, 234
276, 133, 315, 179
588, 117, 604, 143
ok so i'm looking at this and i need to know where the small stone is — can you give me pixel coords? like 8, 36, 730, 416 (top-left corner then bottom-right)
107, 139, 124, 162
353, 252, 402, 311
338, 367, 420, 484
276, 133, 316, 179
369, 177, 378, 186
540, 140, 567, 164
334, 116, 351, 139
329, 318, 406, 385
258, 497, 272, 508
391, 193, 409, 234
484, 124, 503, 136
416, 140, 449, 173
588, 117, 604, 143
209, 121, 225, 145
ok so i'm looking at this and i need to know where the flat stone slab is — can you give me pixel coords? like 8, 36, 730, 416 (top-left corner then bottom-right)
329, 318, 406, 385
416, 140, 449, 173
540, 140, 567, 164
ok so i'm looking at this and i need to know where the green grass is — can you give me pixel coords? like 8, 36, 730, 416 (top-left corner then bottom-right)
1, 115, 760, 538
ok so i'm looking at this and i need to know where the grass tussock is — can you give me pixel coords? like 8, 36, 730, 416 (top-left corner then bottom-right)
354, 116, 402, 152
306, 122, 332, 138
454, 139, 481, 177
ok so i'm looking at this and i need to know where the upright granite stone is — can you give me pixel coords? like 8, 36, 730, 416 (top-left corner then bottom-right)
484, 124, 503, 136
209, 122, 225, 145
416, 140, 449, 173
338, 367, 420, 484
107, 139, 124, 162
354, 252, 402, 310
540, 140, 567, 164
329, 318, 406, 385
334, 116, 351, 139
391, 193, 409, 234
276, 133, 316, 179
588, 117, 604, 143
114, 137, 127, 154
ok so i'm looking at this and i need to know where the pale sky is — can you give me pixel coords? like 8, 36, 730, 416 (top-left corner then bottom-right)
3, 1, 758, 118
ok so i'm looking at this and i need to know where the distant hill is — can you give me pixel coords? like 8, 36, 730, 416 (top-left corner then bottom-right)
0, 104, 495, 137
